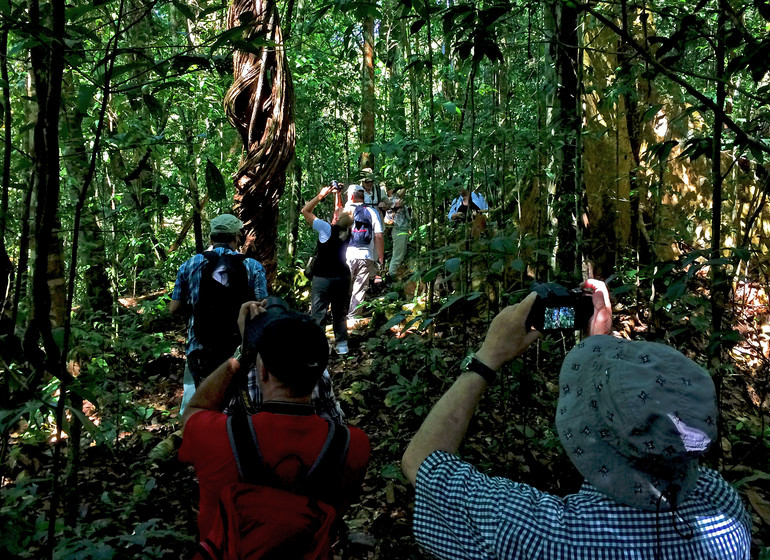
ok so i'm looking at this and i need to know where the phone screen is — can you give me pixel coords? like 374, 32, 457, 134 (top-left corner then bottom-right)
544, 306, 576, 330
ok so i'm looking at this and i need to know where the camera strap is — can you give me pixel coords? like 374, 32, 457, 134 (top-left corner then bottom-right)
259, 401, 316, 415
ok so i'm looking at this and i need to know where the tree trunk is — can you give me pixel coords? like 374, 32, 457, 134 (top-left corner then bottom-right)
0, 28, 13, 321
286, 163, 302, 265
225, 0, 295, 287
61, 72, 112, 316
546, 0, 581, 278
360, 10, 375, 169
27, 0, 68, 555
709, 2, 727, 453
424, 0, 437, 315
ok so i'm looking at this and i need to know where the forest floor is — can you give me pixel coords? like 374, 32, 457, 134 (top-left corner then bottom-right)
4, 281, 770, 559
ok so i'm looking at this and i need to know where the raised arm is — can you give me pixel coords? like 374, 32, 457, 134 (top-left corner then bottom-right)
301, 185, 334, 225
331, 187, 344, 225
401, 292, 541, 485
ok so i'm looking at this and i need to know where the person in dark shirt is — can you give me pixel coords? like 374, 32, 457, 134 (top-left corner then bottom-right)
301, 185, 352, 355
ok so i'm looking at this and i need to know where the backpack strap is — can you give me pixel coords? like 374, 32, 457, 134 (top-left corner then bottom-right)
227, 412, 350, 499
299, 418, 350, 498
227, 412, 280, 487
202, 250, 220, 263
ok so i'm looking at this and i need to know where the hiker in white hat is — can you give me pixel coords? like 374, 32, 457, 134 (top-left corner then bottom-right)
402, 279, 751, 559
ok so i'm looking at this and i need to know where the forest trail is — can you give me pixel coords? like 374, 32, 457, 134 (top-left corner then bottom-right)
7, 283, 767, 559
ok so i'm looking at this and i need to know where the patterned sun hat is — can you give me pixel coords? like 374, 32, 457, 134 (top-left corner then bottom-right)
556, 335, 717, 511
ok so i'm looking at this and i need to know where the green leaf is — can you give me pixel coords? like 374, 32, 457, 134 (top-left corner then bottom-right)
380, 463, 405, 481
378, 313, 407, 334
420, 263, 445, 283
445, 257, 462, 274
76, 84, 97, 114
490, 235, 517, 254
732, 470, 770, 489
66, 405, 105, 444
442, 101, 460, 116
400, 315, 425, 333
209, 27, 246, 53
200, 3, 227, 18
172, 0, 196, 21
205, 159, 227, 201
142, 93, 164, 120
436, 294, 464, 314
642, 104, 663, 122
231, 36, 273, 56
0, 406, 30, 433
666, 278, 687, 299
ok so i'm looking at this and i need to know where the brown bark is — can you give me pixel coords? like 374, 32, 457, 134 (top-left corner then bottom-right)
360, 12, 375, 169
0, 28, 13, 320
225, 0, 295, 286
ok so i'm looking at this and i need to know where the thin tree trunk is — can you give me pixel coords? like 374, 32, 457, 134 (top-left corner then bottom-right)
61, 72, 112, 316
360, 11, 375, 169
60, 0, 125, 525
425, 0, 437, 316
550, 0, 580, 277
27, 0, 67, 555
709, 0, 727, 460
0, 28, 13, 320
287, 163, 302, 265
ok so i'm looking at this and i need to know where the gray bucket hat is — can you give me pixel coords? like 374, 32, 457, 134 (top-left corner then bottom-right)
556, 335, 717, 511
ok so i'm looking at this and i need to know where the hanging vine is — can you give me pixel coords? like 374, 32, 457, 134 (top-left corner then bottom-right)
224, 0, 295, 285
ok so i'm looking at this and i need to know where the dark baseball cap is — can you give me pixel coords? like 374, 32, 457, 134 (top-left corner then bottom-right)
258, 311, 329, 393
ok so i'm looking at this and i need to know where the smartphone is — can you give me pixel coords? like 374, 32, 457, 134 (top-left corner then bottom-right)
526, 283, 593, 333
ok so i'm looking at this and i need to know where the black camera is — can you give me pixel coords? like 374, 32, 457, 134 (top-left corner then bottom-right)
525, 283, 593, 333
331, 180, 342, 191
239, 296, 292, 369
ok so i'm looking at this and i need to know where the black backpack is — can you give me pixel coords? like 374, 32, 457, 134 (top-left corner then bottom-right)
350, 205, 373, 247
190, 251, 250, 377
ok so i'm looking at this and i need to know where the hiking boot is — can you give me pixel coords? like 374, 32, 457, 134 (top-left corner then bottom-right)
336, 340, 349, 355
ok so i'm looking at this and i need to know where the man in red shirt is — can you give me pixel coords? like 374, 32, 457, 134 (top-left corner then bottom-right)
179, 301, 370, 539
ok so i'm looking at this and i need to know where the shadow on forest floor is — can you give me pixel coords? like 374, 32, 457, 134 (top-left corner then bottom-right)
3, 287, 769, 559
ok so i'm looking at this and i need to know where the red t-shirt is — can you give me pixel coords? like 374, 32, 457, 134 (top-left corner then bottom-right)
179, 409, 370, 537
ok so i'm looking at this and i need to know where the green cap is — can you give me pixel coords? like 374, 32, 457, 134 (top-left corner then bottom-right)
209, 214, 243, 236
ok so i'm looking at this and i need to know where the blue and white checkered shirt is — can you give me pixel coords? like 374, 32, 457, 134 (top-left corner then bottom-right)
415, 451, 751, 560
171, 246, 268, 355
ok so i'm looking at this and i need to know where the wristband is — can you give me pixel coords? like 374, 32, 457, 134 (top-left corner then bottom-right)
465, 355, 497, 384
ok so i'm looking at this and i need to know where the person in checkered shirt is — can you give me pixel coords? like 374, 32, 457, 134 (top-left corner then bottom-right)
402, 280, 751, 560
170, 214, 267, 415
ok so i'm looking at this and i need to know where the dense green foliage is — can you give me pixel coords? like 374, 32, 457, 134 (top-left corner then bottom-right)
1, 0, 769, 557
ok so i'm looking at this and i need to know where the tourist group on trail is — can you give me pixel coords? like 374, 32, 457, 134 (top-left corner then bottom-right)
167, 172, 751, 559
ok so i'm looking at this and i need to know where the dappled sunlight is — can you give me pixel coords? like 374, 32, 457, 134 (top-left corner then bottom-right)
653, 110, 668, 138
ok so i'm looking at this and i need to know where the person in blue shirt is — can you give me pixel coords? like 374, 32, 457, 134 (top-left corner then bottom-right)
170, 214, 267, 414
402, 280, 751, 560
447, 189, 488, 222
